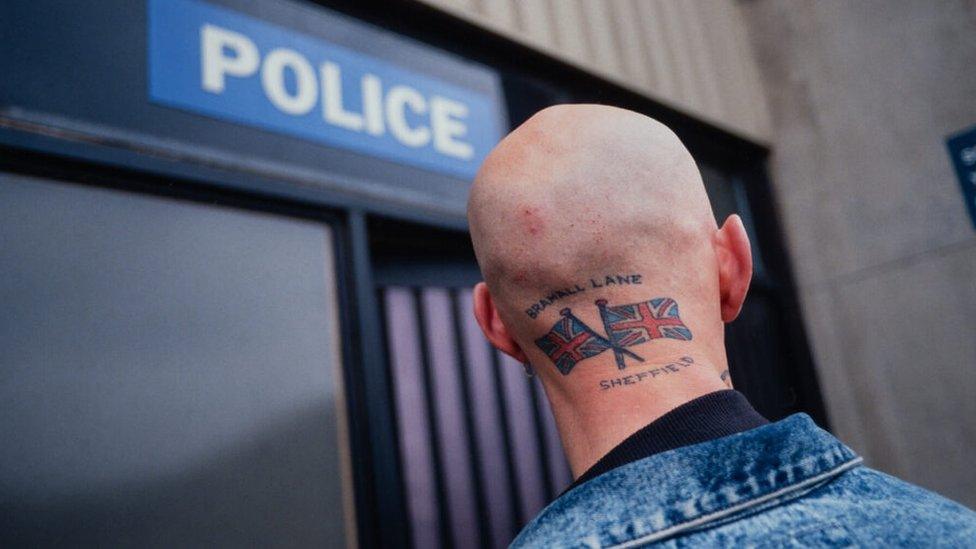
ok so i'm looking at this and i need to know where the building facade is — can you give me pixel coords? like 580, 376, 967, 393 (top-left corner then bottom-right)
742, 0, 976, 510
1, 1, 972, 547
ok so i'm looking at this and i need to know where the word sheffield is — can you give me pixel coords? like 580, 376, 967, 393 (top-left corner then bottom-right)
201, 24, 474, 159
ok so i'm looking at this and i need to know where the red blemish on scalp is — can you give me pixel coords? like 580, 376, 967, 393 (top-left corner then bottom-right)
521, 206, 544, 235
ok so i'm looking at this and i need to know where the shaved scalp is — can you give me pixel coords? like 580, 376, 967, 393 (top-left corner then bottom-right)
468, 105, 719, 337
468, 104, 750, 475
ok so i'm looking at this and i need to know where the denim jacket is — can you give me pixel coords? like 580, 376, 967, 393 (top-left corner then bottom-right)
513, 414, 976, 547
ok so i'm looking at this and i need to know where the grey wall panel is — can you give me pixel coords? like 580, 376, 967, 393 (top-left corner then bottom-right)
743, 0, 976, 508
0, 173, 351, 547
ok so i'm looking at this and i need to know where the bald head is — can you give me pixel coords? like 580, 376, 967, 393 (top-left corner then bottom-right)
469, 105, 723, 330
468, 105, 752, 474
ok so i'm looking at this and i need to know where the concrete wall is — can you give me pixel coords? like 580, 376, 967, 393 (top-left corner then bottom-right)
414, 0, 772, 142
741, 0, 976, 508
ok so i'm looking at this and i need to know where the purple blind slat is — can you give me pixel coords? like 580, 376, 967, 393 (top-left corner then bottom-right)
420, 289, 479, 549
497, 353, 548, 521
384, 284, 571, 546
457, 289, 517, 546
383, 288, 440, 549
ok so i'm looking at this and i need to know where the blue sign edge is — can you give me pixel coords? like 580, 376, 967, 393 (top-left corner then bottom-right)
945, 124, 976, 230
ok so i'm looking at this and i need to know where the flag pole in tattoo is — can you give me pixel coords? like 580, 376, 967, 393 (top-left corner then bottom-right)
569, 308, 644, 365
595, 299, 627, 370
535, 308, 643, 375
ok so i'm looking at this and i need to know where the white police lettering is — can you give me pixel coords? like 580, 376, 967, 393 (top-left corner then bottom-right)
360, 74, 385, 136
201, 25, 258, 93
385, 85, 430, 148
431, 97, 473, 159
321, 62, 364, 131
261, 48, 317, 115
199, 22, 472, 158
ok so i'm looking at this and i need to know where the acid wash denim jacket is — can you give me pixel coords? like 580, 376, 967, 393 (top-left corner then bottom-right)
512, 414, 976, 548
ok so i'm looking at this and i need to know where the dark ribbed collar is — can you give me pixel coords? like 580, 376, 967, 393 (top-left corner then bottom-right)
568, 390, 768, 491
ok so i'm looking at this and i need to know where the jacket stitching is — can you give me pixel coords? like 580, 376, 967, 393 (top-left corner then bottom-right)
604, 456, 864, 549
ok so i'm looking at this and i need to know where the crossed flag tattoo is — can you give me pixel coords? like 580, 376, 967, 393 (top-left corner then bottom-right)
534, 298, 692, 375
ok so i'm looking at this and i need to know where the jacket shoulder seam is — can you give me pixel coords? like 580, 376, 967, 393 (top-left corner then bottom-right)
605, 456, 864, 549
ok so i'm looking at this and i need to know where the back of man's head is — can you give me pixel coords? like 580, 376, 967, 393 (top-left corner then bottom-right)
467, 104, 753, 474
471, 104, 720, 321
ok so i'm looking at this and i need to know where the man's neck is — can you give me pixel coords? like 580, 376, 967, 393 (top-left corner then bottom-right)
539, 345, 730, 478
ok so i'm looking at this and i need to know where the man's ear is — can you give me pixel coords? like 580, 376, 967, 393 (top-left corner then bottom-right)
714, 214, 753, 322
472, 282, 529, 363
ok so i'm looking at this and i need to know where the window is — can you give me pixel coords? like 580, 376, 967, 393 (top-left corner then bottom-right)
0, 174, 354, 547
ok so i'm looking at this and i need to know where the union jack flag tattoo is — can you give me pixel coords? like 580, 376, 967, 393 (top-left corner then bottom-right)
535, 308, 646, 375
534, 298, 691, 375
535, 309, 613, 375
597, 298, 692, 346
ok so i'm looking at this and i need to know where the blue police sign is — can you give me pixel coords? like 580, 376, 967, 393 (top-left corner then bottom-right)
148, 0, 501, 180
946, 125, 976, 230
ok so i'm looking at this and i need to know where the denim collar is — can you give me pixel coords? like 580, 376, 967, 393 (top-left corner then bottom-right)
513, 414, 863, 548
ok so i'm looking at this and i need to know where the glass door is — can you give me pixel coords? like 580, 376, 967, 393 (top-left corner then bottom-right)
0, 173, 355, 547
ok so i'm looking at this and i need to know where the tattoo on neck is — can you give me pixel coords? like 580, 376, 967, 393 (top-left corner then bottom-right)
524, 273, 643, 319
533, 293, 693, 375
720, 369, 732, 388
599, 356, 696, 391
